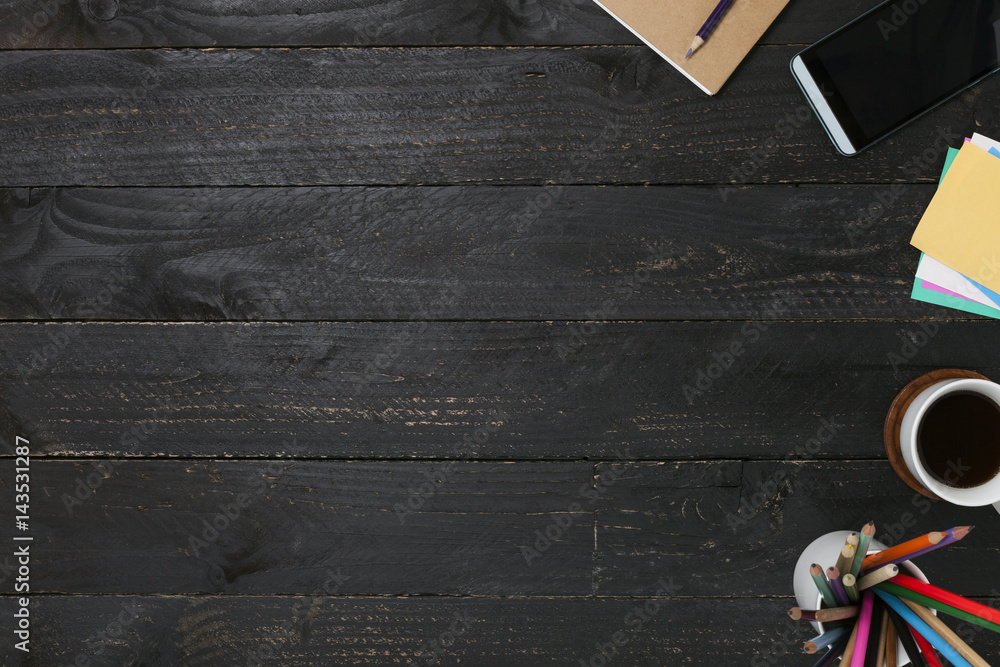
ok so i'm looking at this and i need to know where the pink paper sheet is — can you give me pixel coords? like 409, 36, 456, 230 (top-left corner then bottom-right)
922, 280, 975, 302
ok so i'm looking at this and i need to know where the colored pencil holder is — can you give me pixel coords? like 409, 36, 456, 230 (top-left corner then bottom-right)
793, 530, 931, 666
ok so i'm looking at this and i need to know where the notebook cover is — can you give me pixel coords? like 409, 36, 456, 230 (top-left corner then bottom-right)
592, 0, 791, 95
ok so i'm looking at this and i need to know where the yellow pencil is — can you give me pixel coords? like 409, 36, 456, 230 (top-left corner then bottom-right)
835, 543, 856, 577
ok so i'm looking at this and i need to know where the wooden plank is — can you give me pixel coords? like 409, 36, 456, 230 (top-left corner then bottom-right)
0, 184, 938, 321
1, 459, 996, 598
3, 321, 999, 459
0, 47, 986, 187
14, 595, 973, 666
0, 460, 595, 595
0, 0, 874, 49
596, 461, 1000, 597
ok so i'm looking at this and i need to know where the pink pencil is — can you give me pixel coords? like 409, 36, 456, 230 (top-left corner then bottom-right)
850, 589, 875, 667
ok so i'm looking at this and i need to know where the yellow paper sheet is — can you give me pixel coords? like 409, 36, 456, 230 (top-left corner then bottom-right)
910, 143, 1000, 293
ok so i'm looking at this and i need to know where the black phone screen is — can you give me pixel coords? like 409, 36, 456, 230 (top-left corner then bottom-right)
799, 0, 1000, 149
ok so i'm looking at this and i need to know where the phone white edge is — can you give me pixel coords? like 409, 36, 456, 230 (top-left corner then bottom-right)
790, 55, 857, 157
995, 500, 1000, 515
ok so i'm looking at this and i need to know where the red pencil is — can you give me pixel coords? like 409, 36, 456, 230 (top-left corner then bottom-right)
910, 626, 944, 667
890, 573, 1000, 626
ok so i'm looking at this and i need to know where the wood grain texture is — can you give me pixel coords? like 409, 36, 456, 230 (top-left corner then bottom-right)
0, 46, 993, 187
595, 461, 1000, 597
0, 595, 935, 666
0, 460, 595, 595
4, 321, 999, 459
0, 460, 996, 598
0, 184, 938, 321
0, 0, 874, 49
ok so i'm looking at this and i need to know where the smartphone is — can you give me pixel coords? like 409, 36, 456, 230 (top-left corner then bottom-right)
790, 0, 1000, 156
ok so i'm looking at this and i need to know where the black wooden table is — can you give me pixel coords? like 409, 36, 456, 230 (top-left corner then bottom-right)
1, 1, 999, 664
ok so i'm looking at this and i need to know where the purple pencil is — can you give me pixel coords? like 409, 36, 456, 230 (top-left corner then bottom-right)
685, 0, 736, 59
826, 567, 850, 607
863, 526, 972, 571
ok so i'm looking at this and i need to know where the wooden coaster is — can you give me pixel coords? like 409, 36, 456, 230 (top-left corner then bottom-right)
884, 369, 989, 500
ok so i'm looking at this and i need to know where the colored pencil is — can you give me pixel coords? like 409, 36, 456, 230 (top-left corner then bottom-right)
862, 532, 945, 571
884, 614, 897, 667
887, 573, 1000, 626
873, 589, 973, 667
804, 625, 848, 654
858, 564, 898, 590
840, 618, 862, 666
865, 603, 886, 667
811, 635, 849, 667
836, 543, 857, 578
685, 0, 735, 59
850, 589, 875, 667
878, 581, 1000, 634
910, 628, 944, 667
827, 566, 850, 606
811, 563, 837, 608
816, 605, 860, 623
901, 598, 990, 667
851, 521, 875, 579
895, 526, 972, 563
842, 573, 860, 603
788, 607, 816, 621
886, 606, 926, 667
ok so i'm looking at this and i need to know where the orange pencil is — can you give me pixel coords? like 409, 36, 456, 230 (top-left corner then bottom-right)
862, 531, 944, 571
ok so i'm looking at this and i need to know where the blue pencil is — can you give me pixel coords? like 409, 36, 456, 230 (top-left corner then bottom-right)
686, 0, 736, 59
872, 589, 973, 667
803, 625, 847, 654
810, 634, 849, 667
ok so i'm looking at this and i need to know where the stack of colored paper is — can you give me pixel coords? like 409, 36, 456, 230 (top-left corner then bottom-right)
910, 133, 1000, 318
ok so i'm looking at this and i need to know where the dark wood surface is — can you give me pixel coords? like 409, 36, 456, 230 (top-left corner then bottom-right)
1, 2, 999, 665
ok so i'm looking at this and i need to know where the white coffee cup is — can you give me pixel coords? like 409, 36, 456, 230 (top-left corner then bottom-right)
899, 378, 1000, 514
793, 530, 931, 666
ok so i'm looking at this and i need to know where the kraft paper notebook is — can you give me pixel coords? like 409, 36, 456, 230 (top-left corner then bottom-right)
592, 0, 791, 95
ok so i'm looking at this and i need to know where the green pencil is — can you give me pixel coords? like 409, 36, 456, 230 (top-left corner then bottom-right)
877, 581, 1000, 634
810, 563, 837, 608
851, 521, 874, 579
842, 573, 860, 604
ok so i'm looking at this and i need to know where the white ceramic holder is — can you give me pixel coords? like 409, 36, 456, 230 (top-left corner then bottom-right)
793, 530, 931, 666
